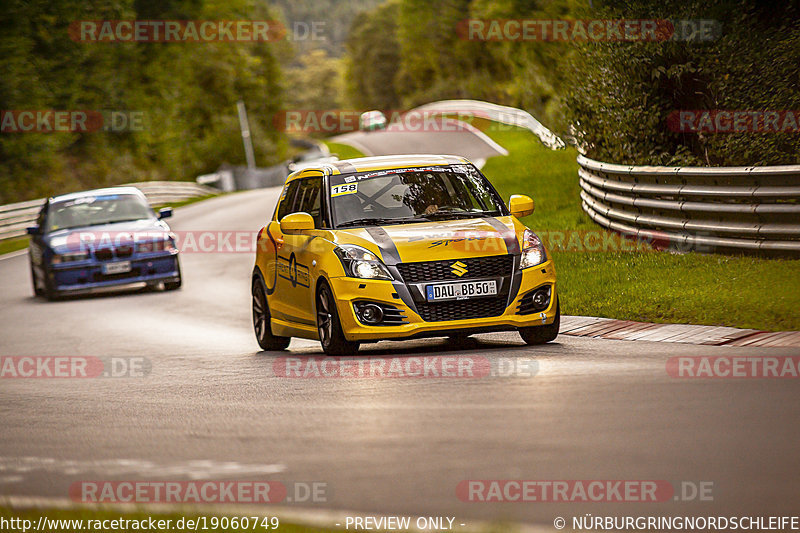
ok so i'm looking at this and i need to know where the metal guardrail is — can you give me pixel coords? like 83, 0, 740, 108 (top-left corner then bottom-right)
412, 99, 566, 150
0, 181, 219, 242
577, 155, 800, 253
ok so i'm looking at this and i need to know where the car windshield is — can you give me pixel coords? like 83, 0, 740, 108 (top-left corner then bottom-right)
47, 194, 153, 231
331, 165, 506, 227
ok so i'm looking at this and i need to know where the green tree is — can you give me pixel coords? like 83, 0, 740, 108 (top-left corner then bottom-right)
0, 0, 285, 203
344, 1, 403, 110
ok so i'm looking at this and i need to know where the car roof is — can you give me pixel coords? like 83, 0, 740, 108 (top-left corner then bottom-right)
50, 186, 146, 203
285, 154, 471, 182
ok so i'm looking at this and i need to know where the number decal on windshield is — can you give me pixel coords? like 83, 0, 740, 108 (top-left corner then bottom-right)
331, 183, 358, 197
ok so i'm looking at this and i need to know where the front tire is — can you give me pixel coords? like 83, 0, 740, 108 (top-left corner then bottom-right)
252, 279, 290, 351
164, 258, 182, 291
519, 298, 560, 345
30, 263, 43, 297
42, 271, 61, 301
317, 282, 359, 356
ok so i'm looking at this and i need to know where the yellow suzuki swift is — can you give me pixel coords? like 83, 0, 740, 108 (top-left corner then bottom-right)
252, 155, 558, 355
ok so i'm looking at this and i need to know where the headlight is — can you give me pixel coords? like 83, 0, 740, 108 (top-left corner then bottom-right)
519, 229, 546, 269
334, 245, 392, 280
51, 251, 89, 264
136, 238, 176, 253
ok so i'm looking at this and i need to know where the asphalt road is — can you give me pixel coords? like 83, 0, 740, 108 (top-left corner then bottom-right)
333, 120, 507, 164
1, 188, 799, 527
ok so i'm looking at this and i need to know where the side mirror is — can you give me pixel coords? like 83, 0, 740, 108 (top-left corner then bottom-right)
509, 195, 534, 218
26, 226, 40, 235
158, 207, 173, 220
280, 212, 315, 233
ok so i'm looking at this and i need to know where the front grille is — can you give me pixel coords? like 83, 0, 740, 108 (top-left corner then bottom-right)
415, 297, 507, 322
94, 246, 133, 260
116, 245, 133, 258
397, 255, 513, 283
95, 248, 113, 261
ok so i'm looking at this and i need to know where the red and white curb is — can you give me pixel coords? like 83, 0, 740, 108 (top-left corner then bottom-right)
561, 315, 800, 348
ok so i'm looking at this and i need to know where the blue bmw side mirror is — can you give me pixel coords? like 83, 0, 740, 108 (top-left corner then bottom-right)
158, 208, 173, 220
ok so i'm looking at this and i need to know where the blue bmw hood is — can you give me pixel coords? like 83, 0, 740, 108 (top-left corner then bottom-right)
45, 218, 171, 253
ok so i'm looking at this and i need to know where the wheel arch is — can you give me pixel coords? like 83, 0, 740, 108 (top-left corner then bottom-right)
251, 266, 266, 293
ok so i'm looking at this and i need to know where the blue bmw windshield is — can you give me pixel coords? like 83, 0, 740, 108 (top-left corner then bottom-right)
47, 194, 154, 232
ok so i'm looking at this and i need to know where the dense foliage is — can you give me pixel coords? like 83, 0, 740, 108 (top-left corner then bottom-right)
344, 0, 800, 166
0, 0, 283, 203
344, 0, 573, 130
270, 0, 385, 56
565, 0, 800, 165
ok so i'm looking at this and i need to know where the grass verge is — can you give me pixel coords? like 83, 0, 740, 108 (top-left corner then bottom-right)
153, 193, 219, 211
479, 125, 800, 331
324, 141, 366, 160
0, 236, 29, 256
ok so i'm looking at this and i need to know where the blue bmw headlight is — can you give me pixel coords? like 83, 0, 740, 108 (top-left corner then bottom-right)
51, 251, 90, 264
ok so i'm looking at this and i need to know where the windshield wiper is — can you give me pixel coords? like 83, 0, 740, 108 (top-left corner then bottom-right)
91, 217, 149, 226
52, 223, 94, 232
424, 210, 495, 219
337, 216, 429, 228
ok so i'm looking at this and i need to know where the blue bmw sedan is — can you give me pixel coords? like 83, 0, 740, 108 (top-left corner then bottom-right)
27, 187, 182, 300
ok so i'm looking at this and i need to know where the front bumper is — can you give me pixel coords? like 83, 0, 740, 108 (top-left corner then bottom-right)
47, 251, 180, 293
330, 258, 557, 342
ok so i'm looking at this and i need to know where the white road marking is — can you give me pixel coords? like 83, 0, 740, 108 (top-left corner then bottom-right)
0, 249, 28, 261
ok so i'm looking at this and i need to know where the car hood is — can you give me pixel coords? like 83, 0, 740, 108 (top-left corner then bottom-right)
334, 216, 522, 263
46, 218, 170, 252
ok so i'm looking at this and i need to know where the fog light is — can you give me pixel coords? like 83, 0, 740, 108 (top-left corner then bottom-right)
359, 304, 384, 324
532, 290, 548, 309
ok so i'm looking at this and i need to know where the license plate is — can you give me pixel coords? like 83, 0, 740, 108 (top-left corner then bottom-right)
103, 261, 132, 275
426, 280, 497, 302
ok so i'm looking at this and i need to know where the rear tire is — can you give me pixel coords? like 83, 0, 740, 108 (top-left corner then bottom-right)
317, 282, 360, 356
252, 279, 290, 351
519, 298, 560, 345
